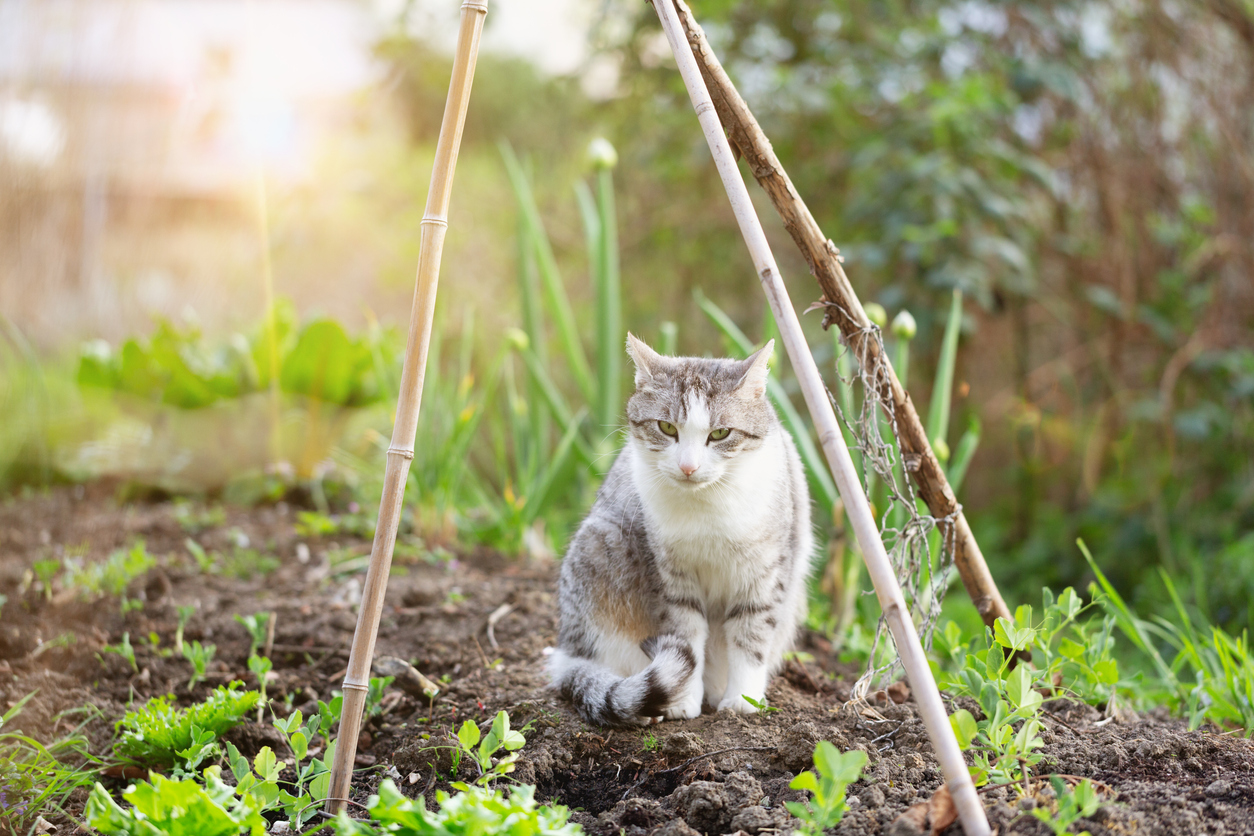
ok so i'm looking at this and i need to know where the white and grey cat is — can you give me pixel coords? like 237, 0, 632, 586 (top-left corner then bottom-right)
549, 334, 813, 725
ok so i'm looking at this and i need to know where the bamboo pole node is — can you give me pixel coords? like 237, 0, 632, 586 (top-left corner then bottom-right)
386, 447, 415, 460
461, 0, 488, 11
420, 216, 449, 228
340, 679, 370, 693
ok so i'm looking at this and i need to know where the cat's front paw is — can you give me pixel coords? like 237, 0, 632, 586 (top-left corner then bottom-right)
717, 693, 761, 715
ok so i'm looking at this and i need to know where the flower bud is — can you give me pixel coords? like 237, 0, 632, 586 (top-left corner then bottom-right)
863, 302, 888, 328
892, 310, 917, 341
505, 328, 530, 351
587, 138, 618, 170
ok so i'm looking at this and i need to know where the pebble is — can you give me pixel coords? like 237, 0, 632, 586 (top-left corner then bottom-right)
1205, 779, 1231, 797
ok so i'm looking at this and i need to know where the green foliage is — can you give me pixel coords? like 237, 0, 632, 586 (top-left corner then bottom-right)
101, 633, 139, 674
455, 710, 527, 785
85, 768, 267, 836
233, 613, 270, 657
1081, 540, 1254, 735
62, 542, 156, 612
77, 308, 396, 411
1030, 776, 1101, 836
740, 695, 779, 715
114, 685, 259, 768
331, 779, 583, 836
1, 697, 103, 831
935, 587, 1122, 709
785, 741, 867, 835
182, 641, 216, 692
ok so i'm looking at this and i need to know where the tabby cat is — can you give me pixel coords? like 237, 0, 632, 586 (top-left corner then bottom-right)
549, 334, 813, 725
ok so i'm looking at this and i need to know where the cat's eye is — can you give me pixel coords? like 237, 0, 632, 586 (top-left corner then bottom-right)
708, 428, 731, 441
658, 421, 678, 437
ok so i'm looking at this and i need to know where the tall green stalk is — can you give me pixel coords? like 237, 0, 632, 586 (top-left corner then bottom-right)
927, 289, 964, 461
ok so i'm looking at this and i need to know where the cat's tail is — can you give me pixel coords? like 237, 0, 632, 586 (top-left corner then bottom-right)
548, 635, 696, 726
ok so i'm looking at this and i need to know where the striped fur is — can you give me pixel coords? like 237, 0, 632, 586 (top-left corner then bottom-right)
549, 335, 813, 726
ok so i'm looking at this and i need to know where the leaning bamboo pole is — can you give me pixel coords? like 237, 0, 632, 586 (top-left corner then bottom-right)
325, 0, 488, 813
672, 0, 1013, 633
650, 1, 990, 833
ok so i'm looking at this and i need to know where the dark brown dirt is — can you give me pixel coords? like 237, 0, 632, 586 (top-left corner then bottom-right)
2, 484, 1253, 834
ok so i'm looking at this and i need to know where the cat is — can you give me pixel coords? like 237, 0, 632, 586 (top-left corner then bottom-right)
548, 333, 813, 725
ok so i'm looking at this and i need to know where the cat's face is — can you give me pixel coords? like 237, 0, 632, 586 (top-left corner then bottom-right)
624, 334, 776, 489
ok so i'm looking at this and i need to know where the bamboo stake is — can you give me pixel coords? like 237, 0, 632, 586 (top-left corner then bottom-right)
650, 2, 989, 833
325, 0, 488, 813
671, 0, 1013, 633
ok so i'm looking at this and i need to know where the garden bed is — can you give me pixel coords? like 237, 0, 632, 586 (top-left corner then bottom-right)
1, 484, 1252, 834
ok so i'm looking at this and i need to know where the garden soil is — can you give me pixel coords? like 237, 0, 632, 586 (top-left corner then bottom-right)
2, 485, 1252, 834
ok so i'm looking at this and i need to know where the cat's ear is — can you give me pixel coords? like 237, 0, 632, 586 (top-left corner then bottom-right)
626, 333, 664, 387
734, 339, 774, 399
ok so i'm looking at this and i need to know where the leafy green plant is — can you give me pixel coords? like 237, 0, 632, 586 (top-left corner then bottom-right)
114, 684, 259, 768
1081, 540, 1254, 735
785, 741, 867, 835
1030, 776, 1101, 836
740, 695, 779, 715
62, 542, 156, 612
225, 708, 335, 830
934, 587, 1122, 709
247, 655, 272, 720
85, 767, 267, 836
331, 779, 582, 836
947, 664, 1045, 787
32, 557, 59, 601
101, 632, 139, 674
183, 640, 216, 692
234, 613, 270, 657
455, 710, 526, 785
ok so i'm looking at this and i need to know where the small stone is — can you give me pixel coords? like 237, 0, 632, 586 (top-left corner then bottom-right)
1205, 779, 1231, 797
1018, 796, 1037, 811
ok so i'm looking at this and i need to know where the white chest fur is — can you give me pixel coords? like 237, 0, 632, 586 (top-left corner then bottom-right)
629, 436, 785, 607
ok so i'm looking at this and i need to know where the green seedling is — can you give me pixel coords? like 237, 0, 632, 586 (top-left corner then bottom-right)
32, 558, 60, 600
234, 612, 270, 657
226, 708, 335, 829
248, 654, 272, 721
114, 684, 259, 769
366, 675, 394, 719
182, 641, 216, 692
62, 542, 156, 612
740, 694, 779, 714
455, 710, 526, 785
186, 538, 214, 573
174, 605, 195, 656
101, 632, 138, 674
786, 741, 867, 836
1031, 776, 1102, 835
642, 730, 660, 753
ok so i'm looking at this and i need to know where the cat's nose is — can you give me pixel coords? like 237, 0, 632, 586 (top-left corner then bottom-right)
680, 461, 700, 477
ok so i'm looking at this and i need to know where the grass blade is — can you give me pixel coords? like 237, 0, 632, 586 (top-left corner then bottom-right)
499, 141, 595, 404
